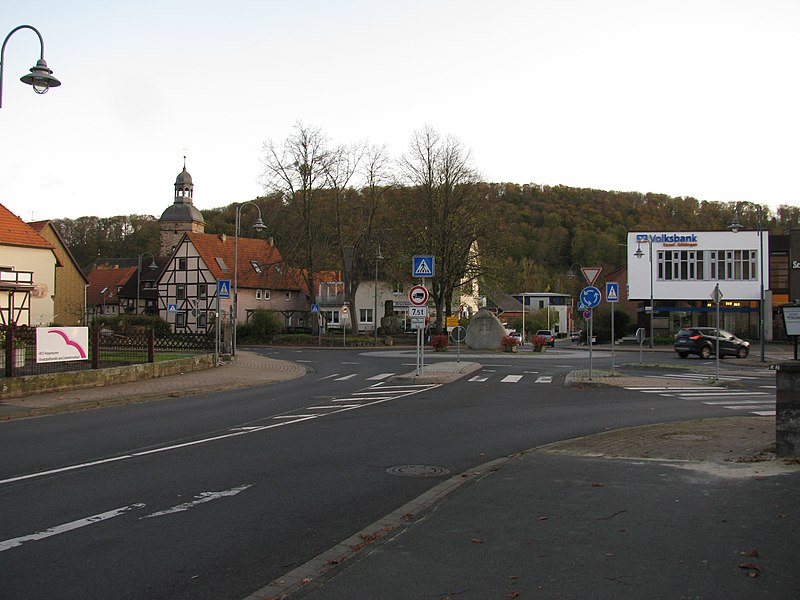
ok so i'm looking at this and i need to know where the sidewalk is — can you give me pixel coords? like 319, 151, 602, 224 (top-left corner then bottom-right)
0, 350, 308, 421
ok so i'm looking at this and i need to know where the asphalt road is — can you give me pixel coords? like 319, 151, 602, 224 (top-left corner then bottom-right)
0, 346, 772, 600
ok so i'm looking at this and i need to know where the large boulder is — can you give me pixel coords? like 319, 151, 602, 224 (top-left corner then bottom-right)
465, 309, 506, 350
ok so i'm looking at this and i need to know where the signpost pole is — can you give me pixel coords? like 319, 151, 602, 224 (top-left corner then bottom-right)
588, 310, 593, 381
611, 301, 615, 376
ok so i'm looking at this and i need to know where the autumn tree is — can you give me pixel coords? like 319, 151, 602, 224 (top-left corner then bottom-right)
398, 125, 489, 332
260, 123, 334, 306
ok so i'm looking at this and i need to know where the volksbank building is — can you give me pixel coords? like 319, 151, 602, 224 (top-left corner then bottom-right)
626, 230, 769, 340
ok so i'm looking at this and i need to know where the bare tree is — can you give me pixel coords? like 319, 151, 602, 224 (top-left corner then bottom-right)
260, 123, 333, 305
399, 125, 486, 332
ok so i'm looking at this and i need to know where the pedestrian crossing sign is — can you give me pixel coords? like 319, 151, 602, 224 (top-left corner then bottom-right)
606, 282, 619, 303
218, 279, 231, 299
412, 255, 435, 278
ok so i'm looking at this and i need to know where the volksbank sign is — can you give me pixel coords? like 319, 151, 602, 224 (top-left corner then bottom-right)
636, 233, 698, 245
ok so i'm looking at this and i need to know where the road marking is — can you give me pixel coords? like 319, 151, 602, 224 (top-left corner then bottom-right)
676, 391, 771, 397
752, 411, 776, 416
0, 503, 146, 553
502, 375, 523, 383
535, 376, 553, 384
701, 399, 774, 405
308, 405, 361, 409
143, 485, 251, 519
468, 376, 488, 382
0, 385, 441, 488
367, 373, 395, 381
334, 374, 358, 381
317, 373, 339, 381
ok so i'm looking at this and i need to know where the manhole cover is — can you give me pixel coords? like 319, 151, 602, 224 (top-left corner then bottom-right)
663, 434, 710, 441
385, 465, 451, 478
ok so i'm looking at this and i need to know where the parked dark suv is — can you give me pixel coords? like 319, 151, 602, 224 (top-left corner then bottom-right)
674, 327, 750, 359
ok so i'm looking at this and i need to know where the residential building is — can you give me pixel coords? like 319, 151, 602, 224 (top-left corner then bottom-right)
86, 266, 137, 322
28, 220, 90, 325
0, 203, 57, 326
157, 232, 308, 333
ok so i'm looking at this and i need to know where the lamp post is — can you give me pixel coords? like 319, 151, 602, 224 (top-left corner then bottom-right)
137, 252, 158, 315
728, 204, 766, 362
232, 202, 266, 356
373, 242, 383, 346
1, 25, 61, 109
634, 241, 654, 348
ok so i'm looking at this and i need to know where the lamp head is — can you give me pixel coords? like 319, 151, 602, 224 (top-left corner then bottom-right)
252, 217, 267, 232
20, 58, 61, 94
727, 215, 743, 233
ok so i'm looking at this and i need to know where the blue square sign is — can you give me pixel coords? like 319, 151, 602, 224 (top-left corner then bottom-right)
606, 282, 619, 303
217, 279, 231, 299
412, 255, 435, 278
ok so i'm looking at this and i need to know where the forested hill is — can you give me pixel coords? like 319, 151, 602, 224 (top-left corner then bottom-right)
54, 182, 799, 292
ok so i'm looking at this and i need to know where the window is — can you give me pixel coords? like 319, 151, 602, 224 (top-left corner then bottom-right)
285, 291, 291, 301
198, 285, 207, 300
176, 284, 186, 300
215, 257, 228, 272
255, 290, 262, 300
263, 290, 271, 300
198, 312, 207, 328
250, 260, 262, 273
360, 308, 373, 324
178, 258, 187, 270
323, 310, 339, 324
393, 282, 404, 294
176, 312, 186, 328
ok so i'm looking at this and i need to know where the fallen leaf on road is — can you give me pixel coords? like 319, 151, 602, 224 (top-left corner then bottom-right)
739, 550, 759, 557
592, 483, 605, 487
738, 563, 760, 572
506, 593, 520, 598
471, 538, 484, 544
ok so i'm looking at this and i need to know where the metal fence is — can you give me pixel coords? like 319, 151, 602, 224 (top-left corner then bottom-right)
1, 326, 214, 379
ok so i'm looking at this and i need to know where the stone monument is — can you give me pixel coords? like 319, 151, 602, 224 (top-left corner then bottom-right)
465, 308, 507, 350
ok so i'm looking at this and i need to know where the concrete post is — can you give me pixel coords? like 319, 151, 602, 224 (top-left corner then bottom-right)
775, 361, 800, 457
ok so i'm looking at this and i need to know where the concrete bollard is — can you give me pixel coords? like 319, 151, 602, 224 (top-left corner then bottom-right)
775, 361, 800, 457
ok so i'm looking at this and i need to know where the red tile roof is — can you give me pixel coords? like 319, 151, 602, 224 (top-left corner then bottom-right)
186, 232, 308, 293
86, 267, 137, 306
0, 203, 54, 250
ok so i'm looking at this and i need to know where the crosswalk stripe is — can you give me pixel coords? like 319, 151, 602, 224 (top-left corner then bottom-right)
334, 374, 358, 381
702, 399, 774, 405
367, 373, 395, 381
676, 391, 770, 397
502, 375, 523, 383
535, 376, 553, 383
752, 411, 776, 416
469, 376, 489, 382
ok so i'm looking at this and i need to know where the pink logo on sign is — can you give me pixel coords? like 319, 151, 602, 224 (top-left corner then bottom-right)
47, 329, 88, 358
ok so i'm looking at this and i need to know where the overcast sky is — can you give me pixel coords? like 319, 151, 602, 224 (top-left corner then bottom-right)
1, 0, 798, 222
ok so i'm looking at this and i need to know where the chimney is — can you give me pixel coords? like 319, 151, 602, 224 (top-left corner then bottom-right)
219, 233, 226, 242
267, 236, 274, 247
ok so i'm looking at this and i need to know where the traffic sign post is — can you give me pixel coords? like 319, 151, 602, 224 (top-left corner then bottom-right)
450, 325, 466, 363
606, 282, 619, 375
341, 305, 349, 347
412, 255, 435, 278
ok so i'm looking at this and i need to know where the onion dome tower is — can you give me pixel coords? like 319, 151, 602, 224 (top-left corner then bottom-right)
159, 158, 206, 256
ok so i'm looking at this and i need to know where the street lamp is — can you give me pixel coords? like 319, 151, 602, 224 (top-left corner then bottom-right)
728, 204, 766, 362
373, 242, 383, 346
634, 241, 654, 348
1, 25, 61, 109
232, 202, 266, 356
137, 252, 158, 315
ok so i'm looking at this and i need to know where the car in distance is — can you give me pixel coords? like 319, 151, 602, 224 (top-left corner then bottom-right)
535, 330, 556, 347
570, 330, 581, 342
674, 327, 750, 359
508, 331, 523, 345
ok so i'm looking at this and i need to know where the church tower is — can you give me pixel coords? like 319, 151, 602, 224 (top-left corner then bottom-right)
159, 159, 206, 256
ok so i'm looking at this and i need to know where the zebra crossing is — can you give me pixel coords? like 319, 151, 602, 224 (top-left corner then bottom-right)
317, 371, 555, 385
625, 371, 775, 416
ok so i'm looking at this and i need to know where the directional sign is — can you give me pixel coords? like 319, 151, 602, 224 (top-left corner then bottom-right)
412, 255, 435, 278
606, 282, 619, 303
579, 286, 602, 309
581, 267, 602, 286
409, 285, 429, 306
217, 279, 231, 299
450, 325, 467, 342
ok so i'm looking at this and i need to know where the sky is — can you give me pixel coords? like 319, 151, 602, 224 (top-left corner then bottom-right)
1, 0, 799, 222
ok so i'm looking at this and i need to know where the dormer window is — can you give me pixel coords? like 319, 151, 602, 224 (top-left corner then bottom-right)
250, 260, 262, 273
216, 257, 228, 272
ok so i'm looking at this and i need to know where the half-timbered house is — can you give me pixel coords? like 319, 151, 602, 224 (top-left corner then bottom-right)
157, 231, 309, 333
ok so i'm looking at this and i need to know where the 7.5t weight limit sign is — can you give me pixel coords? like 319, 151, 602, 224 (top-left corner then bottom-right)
409, 285, 429, 306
